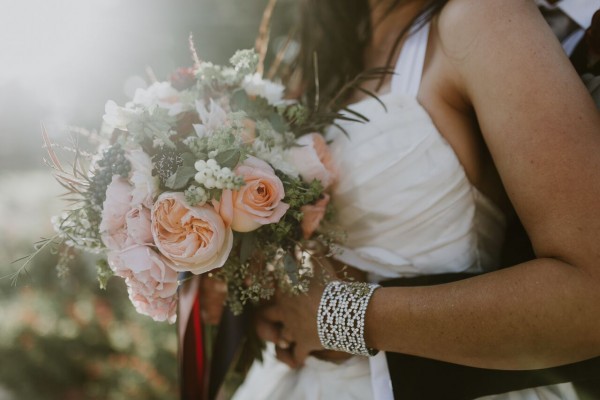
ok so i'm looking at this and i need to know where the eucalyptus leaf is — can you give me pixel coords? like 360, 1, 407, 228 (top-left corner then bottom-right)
268, 113, 287, 133
231, 89, 250, 112
215, 149, 241, 169
181, 152, 196, 167
165, 166, 197, 190
195, 152, 208, 161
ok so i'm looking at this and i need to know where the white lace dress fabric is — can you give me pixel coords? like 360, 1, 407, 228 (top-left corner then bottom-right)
232, 23, 579, 400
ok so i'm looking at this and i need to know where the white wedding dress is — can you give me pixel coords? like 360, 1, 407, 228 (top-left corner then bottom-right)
233, 22, 579, 400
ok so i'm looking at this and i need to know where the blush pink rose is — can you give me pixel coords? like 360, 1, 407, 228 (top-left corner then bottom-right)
108, 245, 179, 323
100, 176, 133, 249
125, 206, 153, 246
300, 194, 330, 239
151, 192, 233, 274
102, 204, 153, 250
215, 156, 289, 232
287, 133, 336, 189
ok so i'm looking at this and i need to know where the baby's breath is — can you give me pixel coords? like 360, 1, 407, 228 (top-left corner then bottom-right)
229, 49, 259, 76
184, 185, 209, 206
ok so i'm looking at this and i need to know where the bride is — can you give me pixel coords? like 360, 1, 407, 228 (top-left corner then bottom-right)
193, 0, 600, 399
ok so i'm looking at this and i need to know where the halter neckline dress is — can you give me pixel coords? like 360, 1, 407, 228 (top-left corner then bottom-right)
232, 22, 579, 400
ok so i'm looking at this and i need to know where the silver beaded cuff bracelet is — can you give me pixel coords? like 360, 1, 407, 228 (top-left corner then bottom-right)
317, 281, 380, 357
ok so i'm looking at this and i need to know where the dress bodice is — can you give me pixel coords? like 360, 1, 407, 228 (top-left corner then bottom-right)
327, 24, 506, 281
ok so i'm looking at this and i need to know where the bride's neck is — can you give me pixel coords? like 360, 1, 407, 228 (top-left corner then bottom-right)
359, 0, 427, 92
368, 0, 424, 48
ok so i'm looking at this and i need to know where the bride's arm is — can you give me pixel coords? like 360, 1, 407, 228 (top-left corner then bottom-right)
365, 0, 600, 370
270, 0, 600, 370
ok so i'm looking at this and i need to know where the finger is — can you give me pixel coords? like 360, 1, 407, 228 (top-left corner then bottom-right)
201, 303, 224, 325
292, 344, 311, 367
280, 326, 294, 343
275, 344, 299, 369
200, 278, 227, 324
255, 317, 280, 343
201, 274, 227, 294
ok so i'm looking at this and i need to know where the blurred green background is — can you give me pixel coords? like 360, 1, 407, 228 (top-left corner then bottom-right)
0, 0, 292, 398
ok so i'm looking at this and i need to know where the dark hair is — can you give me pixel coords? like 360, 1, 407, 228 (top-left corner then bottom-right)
293, 0, 449, 108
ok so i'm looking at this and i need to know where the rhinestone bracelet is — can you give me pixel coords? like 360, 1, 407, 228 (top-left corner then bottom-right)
317, 281, 380, 357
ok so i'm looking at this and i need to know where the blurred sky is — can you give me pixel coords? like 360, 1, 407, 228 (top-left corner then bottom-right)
0, 0, 284, 171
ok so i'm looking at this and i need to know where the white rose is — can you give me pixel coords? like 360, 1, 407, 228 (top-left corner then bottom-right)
131, 81, 183, 116
126, 149, 159, 209
101, 100, 140, 133
242, 73, 285, 106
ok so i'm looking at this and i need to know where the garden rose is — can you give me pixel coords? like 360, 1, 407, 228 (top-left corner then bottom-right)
169, 67, 196, 91
215, 156, 289, 232
300, 194, 330, 239
124, 206, 153, 246
151, 192, 233, 274
100, 176, 133, 249
287, 133, 335, 189
101, 205, 153, 251
108, 245, 179, 323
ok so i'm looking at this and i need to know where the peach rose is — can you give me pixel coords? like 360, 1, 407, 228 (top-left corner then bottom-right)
100, 176, 133, 249
151, 192, 233, 274
287, 133, 336, 190
300, 194, 330, 239
215, 156, 289, 232
108, 245, 179, 323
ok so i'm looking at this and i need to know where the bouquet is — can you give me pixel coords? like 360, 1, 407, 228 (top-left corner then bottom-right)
28, 48, 345, 324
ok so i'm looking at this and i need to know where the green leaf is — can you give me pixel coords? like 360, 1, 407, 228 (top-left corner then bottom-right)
215, 149, 241, 169
341, 107, 370, 123
356, 87, 388, 112
239, 233, 257, 264
269, 113, 287, 134
181, 152, 196, 167
210, 188, 222, 201
96, 259, 113, 290
165, 166, 197, 190
231, 89, 250, 112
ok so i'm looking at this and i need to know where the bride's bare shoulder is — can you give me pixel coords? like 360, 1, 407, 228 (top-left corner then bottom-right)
435, 0, 546, 55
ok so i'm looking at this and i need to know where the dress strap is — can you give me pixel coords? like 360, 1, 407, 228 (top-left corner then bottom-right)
390, 21, 431, 97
